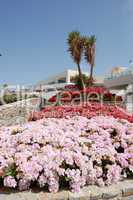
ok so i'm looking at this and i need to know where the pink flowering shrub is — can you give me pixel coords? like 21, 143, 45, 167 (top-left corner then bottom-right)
0, 116, 133, 192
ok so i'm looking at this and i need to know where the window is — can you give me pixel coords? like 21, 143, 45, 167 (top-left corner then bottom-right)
57, 77, 66, 83
48, 81, 56, 84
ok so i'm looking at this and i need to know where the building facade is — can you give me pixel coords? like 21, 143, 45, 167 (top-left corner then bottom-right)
37, 69, 104, 90
104, 66, 133, 113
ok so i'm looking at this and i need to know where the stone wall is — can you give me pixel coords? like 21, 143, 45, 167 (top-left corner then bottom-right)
0, 179, 133, 200
0, 98, 40, 126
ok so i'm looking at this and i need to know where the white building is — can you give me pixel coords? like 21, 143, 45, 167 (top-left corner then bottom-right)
104, 66, 133, 113
104, 66, 133, 89
36, 69, 104, 90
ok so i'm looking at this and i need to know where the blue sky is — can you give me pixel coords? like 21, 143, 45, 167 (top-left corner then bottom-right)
0, 0, 133, 85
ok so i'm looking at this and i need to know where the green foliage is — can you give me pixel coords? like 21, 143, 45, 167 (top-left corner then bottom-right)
59, 176, 70, 189
3, 93, 17, 104
5, 164, 17, 177
3, 83, 8, 88
71, 74, 89, 88
0, 93, 37, 105
124, 168, 133, 178
28, 94, 38, 98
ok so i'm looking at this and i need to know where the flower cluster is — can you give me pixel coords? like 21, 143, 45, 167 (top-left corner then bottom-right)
0, 116, 133, 192
29, 103, 133, 123
48, 87, 122, 103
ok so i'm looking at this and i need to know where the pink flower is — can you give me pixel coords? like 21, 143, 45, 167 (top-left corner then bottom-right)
18, 179, 30, 191
0, 114, 133, 192
4, 176, 17, 188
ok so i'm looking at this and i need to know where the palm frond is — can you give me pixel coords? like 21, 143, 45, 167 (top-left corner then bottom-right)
67, 31, 84, 64
84, 35, 96, 66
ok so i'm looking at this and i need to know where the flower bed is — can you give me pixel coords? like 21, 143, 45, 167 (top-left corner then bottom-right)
48, 87, 122, 103
29, 103, 133, 123
0, 116, 133, 193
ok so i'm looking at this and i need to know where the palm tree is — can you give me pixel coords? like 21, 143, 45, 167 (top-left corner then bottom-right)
71, 74, 89, 88
84, 35, 96, 86
3, 83, 8, 88
67, 31, 85, 89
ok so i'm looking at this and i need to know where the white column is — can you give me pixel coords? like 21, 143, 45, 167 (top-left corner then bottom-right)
66, 70, 70, 83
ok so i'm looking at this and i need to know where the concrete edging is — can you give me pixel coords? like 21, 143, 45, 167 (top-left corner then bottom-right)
0, 179, 133, 200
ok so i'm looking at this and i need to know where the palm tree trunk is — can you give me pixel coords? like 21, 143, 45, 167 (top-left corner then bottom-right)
77, 63, 85, 90
89, 64, 94, 86
77, 63, 86, 104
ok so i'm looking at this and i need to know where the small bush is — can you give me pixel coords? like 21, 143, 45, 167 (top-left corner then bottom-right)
3, 94, 17, 104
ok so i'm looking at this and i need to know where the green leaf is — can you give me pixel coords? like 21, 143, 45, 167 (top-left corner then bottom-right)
5, 164, 17, 177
